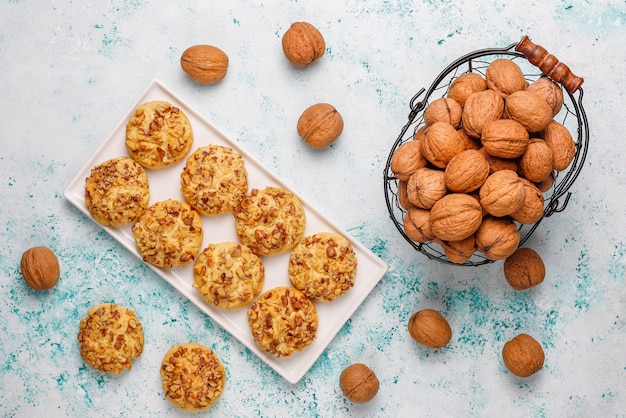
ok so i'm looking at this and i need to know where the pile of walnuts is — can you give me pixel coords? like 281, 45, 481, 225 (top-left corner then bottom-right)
392, 58, 576, 264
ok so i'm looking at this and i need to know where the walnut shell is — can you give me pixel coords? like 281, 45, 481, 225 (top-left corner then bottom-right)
421, 121, 464, 168
180, 45, 229, 84
297, 103, 343, 148
518, 138, 554, 183
282, 22, 325, 67
403, 207, 435, 243
397, 180, 415, 211
21, 246, 60, 290
478, 148, 519, 174
541, 121, 576, 171
413, 125, 428, 142
391, 140, 428, 181
479, 170, 526, 217
457, 128, 481, 150
481, 119, 530, 159
447, 72, 487, 108
424, 98, 463, 128
504, 91, 553, 133
440, 235, 477, 264
407, 168, 447, 209
526, 77, 564, 116
502, 334, 545, 377
340, 364, 379, 403
510, 178, 545, 225
462, 90, 505, 139
429, 193, 483, 241
485, 59, 527, 98
503, 247, 546, 290
475, 216, 520, 260
444, 149, 490, 193
535, 170, 556, 192
408, 309, 452, 348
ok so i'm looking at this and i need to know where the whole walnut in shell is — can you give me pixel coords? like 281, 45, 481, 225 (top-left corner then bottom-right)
180, 45, 229, 84
481, 119, 530, 159
475, 216, 520, 260
429, 193, 483, 241
541, 121, 576, 171
421, 121, 464, 168
526, 77, 564, 116
21, 246, 61, 290
447, 72, 487, 108
502, 333, 545, 377
297, 103, 343, 148
444, 149, 490, 193
424, 97, 462, 128
518, 138, 554, 183
408, 308, 452, 348
391, 140, 428, 181
485, 59, 527, 98
510, 179, 545, 225
407, 167, 447, 209
462, 90, 504, 139
504, 91, 553, 133
397, 180, 415, 211
282, 22, 325, 67
503, 247, 546, 290
479, 170, 526, 217
404, 207, 435, 243
439, 235, 477, 265
340, 363, 379, 403
478, 149, 519, 174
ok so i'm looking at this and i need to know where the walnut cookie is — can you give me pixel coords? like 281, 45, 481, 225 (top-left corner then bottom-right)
193, 241, 265, 310
288, 232, 358, 302
84, 156, 150, 226
77, 303, 144, 374
233, 187, 306, 256
125, 100, 193, 169
181, 144, 248, 216
131, 199, 203, 268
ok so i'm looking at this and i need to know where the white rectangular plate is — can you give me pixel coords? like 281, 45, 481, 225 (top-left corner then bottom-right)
63, 79, 388, 384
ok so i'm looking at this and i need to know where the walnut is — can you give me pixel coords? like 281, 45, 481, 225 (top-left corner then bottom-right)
424, 97, 463, 128
541, 121, 576, 171
407, 167, 447, 209
503, 247, 546, 290
462, 90, 505, 139
282, 22, 325, 67
504, 91, 553, 133
444, 149, 490, 193
439, 235, 477, 264
502, 334, 545, 377
340, 364, 379, 403
518, 138, 554, 183
421, 121, 465, 168
535, 170, 556, 192
526, 77, 564, 116
481, 119, 530, 159
408, 308, 452, 348
397, 180, 415, 211
510, 179, 545, 225
485, 59, 527, 98
413, 125, 428, 142
429, 193, 483, 241
180, 45, 229, 84
391, 140, 428, 181
479, 170, 526, 217
457, 128, 481, 150
447, 72, 487, 108
296, 103, 343, 148
475, 216, 520, 260
21, 246, 60, 290
478, 148, 519, 174
403, 208, 435, 243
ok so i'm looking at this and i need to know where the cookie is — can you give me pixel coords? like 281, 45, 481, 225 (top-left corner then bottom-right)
288, 232, 358, 302
84, 156, 150, 226
181, 145, 248, 216
247, 286, 318, 357
125, 101, 193, 169
233, 187, 306, 256
131, 199, 203, 268
193, 242, 265, 310
77, 303, 144, 374
160, 343, 226, 412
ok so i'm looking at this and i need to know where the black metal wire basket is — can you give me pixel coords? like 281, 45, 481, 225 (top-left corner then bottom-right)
383, 36, 589, 266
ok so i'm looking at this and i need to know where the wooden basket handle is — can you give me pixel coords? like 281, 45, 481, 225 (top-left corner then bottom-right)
515, 35, 584, 93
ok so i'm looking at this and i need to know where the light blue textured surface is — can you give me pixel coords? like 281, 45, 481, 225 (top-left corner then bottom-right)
1, 1, 625, 416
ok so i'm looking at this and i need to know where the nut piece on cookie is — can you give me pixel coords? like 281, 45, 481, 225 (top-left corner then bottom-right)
160, 343, 226, 412
77, 303, 144, 374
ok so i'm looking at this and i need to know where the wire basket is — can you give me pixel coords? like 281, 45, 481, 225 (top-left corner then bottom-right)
383, 36, 589, 266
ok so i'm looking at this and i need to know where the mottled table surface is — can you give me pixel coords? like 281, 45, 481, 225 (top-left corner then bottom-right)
1, 1, 625, 417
